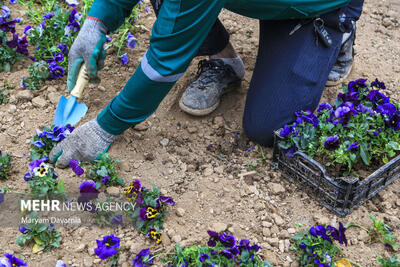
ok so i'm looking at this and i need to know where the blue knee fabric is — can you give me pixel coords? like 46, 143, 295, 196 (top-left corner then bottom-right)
242, 0, 364, 146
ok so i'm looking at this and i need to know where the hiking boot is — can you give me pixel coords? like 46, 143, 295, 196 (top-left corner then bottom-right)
179, 58, 244, 116
326, 22, 356, 87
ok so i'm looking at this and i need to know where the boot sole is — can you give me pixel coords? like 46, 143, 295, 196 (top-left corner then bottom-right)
325, 62, 354, 87
179, 80, 242, 116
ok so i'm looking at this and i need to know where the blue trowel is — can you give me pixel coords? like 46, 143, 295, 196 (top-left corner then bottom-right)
53, 65, 89, 126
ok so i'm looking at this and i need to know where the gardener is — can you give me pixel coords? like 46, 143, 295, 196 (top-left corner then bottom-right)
50, 0, 364, 167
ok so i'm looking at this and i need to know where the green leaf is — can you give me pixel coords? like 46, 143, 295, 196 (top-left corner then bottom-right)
37, 224, 48, 233
16, 236, 27, 246
136, 219, 145, 230
388, 141, 400, 150
56, 179, 65, 193
34, 236, 44, 245
360, 143, 370, 165
32, 243, 44, 253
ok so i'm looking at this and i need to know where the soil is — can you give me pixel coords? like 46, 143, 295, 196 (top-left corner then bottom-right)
1, 0, 400, 267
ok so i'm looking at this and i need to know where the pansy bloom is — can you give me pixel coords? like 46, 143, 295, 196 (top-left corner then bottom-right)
317, 103, 333, 113
371, 78, 386, 90
78, 180, 99, 202
376, 103, 396, 116
94, 234, 120, 260
157, 195, 175, 208
101, 176, 110, 185
19, 225, 31, 234
366, 90, 390, 107
347, 141, 360, 152
69, 159, 84, 176
199, 253, 209, 262
139, 206, 159, 221
295, 110, 319, 127
132, 248, 153, 267
220, 232, 236, 248
121, 53, 129, 65
324, 135, 340, 151
123, 179, 143, 204
386, 111, 400, 130
0, 189, 4, 203
110, 215, 123, 226
280, 125, 294, 138
0, 253, 27, 267
347, 78, 367, 93
126, 32, 136, 49
207, 230, 219, 247
147, 228, 162, 244
327, 222, 347, 246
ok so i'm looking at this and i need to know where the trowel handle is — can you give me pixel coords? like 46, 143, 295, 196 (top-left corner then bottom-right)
70, 65, 89, 99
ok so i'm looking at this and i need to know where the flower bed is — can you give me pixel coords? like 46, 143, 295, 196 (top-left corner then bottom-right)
272, 79, 400, 216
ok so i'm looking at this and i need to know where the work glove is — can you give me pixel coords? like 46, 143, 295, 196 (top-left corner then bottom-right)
49, 119, 117, 168
67, 18, 108, 91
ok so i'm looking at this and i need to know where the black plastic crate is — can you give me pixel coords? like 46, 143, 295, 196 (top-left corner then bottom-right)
271, 130, 400, 217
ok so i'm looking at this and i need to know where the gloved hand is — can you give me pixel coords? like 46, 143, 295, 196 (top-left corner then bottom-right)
67, 18, 108, 91
49, 119, 117, 168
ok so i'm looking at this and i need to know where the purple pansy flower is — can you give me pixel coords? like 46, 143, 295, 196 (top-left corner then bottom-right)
280, 125, 294, 138
296, 110, 319, 127
57, 43, 68, 55
53, 52, 64, 62
6, 33, 28, 55
19, 225, 31, 234
78, 180, 99, 202
1, 6, 10, 19
348, 78, 367, 93
139, 206, 159, 221
356, 103, 374, 114
0, 18, 17, 33
207, 230, 219, 247
43, 12, 53, 19
94, 234, 120, 260
101, 176, 110, 184
371, 78, 386, 90
337, 91, 360, 104
23, 25, 31, 34
0, 189, 4, 203
48, 63, 65, 79
299, 242, 307, 249
110, 215, 123, 226
132, 248, 153, 267
366, 90, 390, 107
220, 232, 236, 248
69, 159, 84, 176
317, 103, 333, 113
376, 103, 396, 116
158, 195, 175, 206
2, 253, 27, 267
327, 222, 347, 246
121, 53, 129, 65
126, 32, 136, 49
199, 253, 209, 262
324, 135, 340, 151
386, 111, 400, 130
34, 141, 45, 148
123, 179, 144, 204
347, 141, 360, 152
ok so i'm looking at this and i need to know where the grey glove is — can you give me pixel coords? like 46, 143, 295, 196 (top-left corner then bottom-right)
49, 119, 117, 168
67, 18, 108, 91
